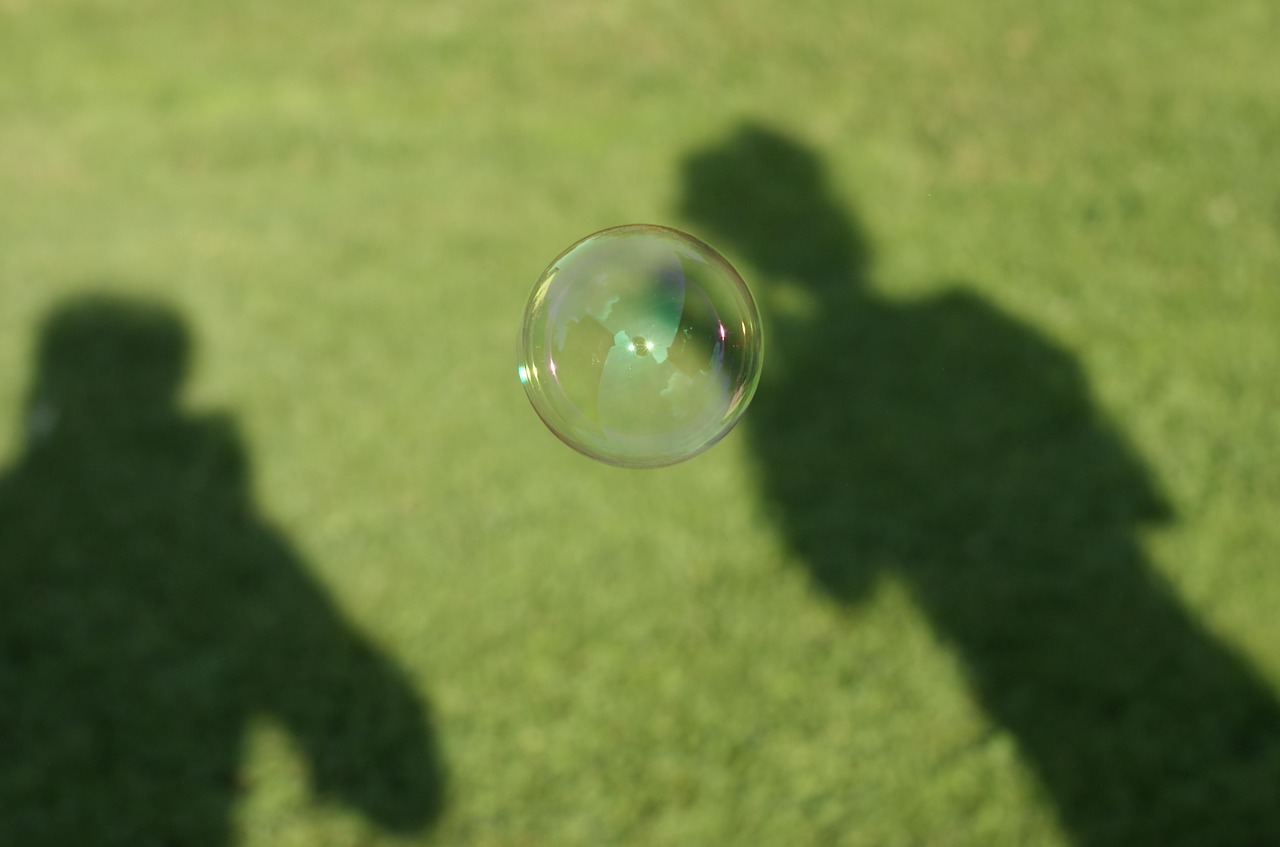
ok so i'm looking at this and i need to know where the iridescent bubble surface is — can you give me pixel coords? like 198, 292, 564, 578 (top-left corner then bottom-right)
519, 224, 763, 468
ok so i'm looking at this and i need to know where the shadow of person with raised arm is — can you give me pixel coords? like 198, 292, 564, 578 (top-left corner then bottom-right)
679, 124, 1280, 846
0, 296, 444, 845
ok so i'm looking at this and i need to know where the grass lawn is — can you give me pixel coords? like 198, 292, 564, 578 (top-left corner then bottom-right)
2, 0, 1278, 845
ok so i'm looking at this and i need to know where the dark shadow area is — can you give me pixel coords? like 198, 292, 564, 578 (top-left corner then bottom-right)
680, 124, 1280, 846
0, 296, 444, 845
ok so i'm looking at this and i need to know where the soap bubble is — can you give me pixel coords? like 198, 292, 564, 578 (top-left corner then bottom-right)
518, 224, 763, 468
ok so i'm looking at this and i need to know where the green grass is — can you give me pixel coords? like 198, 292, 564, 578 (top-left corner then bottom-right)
2, 0, 1278, 845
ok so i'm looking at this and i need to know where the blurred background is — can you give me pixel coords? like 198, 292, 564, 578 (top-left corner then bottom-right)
2, 0, 1278, 845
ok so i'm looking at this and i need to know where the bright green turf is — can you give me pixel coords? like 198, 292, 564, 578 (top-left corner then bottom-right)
2, 0, 1278, 845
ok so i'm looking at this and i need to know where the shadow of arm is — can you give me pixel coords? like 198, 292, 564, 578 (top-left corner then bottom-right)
241, 540, 446, 831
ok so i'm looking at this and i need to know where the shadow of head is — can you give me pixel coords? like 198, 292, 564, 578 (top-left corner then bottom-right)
678, 122, 872, 289
29, 295, 189, 433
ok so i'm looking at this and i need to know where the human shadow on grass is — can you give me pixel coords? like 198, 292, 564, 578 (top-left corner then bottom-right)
680, 124, 1280, 846
0, 296, 444, 846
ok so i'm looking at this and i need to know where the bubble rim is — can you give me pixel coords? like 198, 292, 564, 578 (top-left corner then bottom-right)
518, 223, 764, 469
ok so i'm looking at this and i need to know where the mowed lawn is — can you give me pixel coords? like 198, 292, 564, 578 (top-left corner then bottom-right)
1, 1, 1278, 845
